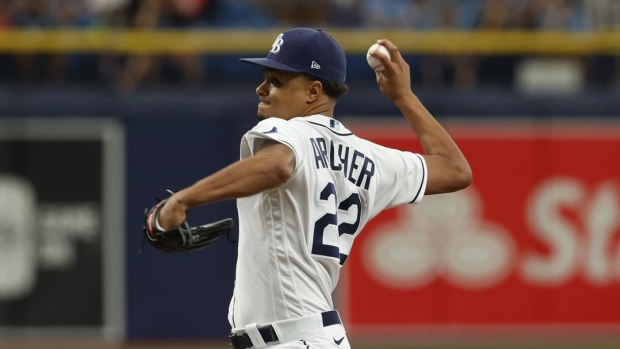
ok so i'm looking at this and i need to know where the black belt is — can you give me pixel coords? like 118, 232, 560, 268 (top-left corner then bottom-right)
229, 310, 341, 349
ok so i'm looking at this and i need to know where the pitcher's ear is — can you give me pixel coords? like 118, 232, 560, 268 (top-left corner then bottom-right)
307, 80, 323, 103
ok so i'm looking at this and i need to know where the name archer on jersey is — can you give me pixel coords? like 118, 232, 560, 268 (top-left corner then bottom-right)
310, 137, 375, 190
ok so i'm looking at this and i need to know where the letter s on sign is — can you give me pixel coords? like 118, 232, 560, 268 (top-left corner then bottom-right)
522, 178, 582, 285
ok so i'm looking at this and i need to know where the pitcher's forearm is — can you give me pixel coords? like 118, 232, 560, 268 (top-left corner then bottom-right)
395, 93, 472, 193
395, 93, 463, 159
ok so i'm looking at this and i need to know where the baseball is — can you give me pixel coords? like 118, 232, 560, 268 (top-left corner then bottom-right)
366, 43, 391, 71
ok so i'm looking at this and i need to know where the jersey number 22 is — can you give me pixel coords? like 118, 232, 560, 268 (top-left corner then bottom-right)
312, 182, 361, 265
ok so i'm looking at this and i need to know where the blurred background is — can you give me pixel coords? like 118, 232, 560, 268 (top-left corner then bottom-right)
0, 0, 619, 348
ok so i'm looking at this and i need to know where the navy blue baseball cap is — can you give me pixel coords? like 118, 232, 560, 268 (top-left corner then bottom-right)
240, 28, 347, 83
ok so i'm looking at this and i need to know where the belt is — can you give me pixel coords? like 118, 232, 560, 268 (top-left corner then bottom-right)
229, 310, 342, 349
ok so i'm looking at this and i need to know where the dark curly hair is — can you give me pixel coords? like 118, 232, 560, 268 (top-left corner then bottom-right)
304, 74, 349, 100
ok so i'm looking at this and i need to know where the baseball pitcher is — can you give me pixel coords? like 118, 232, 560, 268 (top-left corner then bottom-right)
151, 28, 472, 348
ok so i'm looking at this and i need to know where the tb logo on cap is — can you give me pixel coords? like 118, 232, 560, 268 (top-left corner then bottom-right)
270, 33, 284, 54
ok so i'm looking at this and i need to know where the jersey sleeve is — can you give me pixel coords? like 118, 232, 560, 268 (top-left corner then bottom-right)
240, 118, 304, 169
369, 142, 427, 216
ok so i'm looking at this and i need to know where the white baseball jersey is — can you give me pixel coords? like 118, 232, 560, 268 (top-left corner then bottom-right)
229, 114, 427, 329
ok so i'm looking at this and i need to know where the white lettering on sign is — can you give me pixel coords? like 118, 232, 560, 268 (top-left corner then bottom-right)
38, 203, 100, 270
522, 179, 620, 285
0, 175, 37, 300
584, 182, 619, 284
365, 178, 620, 289
522, 177, 582, 285
0, 173, 101, 300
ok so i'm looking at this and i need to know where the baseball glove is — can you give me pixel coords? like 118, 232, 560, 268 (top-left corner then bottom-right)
142, 198, 234, 253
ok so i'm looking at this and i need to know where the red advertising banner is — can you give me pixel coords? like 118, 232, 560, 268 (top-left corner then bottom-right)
340, 120, 620, 336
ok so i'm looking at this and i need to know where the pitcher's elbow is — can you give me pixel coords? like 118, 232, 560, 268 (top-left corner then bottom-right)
456, 164, 473, 190
268, 159, 293, 186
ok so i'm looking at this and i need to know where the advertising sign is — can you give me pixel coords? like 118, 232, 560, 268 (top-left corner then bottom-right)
0, 119, 125, 341
340, 120, 620, 339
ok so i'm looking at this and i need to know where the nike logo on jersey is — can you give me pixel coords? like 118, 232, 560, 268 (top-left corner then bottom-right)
334, 336, 345, 345
263, 126, 278, 134
310, 137, 375, 190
